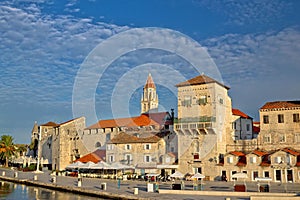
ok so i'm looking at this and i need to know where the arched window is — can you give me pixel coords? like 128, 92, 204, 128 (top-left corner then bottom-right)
95, 142, 101, 148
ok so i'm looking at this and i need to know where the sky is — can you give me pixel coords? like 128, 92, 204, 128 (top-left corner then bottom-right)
1, 0, 300, 144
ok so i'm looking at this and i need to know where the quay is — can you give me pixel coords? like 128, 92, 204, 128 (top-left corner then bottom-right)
1, 168, 300, 200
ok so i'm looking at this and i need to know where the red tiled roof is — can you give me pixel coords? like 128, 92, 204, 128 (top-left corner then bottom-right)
75, 152, 102, 163
282, 147, 300, 156
260, 161, 271, 167
40, 121, 58, 126
87, 114, 159, 129
109, 132, 161, 144
92, 149, 106, 161
232, 108, 252, 119
253, 121, 260, 125
176, 74, 229, 89
145, 112, 172, 125
252, 150, 268, 157
144, 73, 156, 88
260, 101, 300, 110
236, 162, 246, 167
229, 151, 245, 156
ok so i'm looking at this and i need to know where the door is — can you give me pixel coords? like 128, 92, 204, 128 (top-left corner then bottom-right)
287, 169, 293, 182
275, 170, 281, 182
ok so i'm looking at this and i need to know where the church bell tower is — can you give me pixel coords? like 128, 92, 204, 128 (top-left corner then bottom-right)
141, 73, 159, 113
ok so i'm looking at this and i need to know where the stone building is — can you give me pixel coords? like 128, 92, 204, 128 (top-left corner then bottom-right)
52, 117, 88, 170
174, 74, 233, 177
231, 108, 254, 140
29, 117, 88, 171
106, 131, 176, 175
219, 147, 300, 183
257, 101, 300, 150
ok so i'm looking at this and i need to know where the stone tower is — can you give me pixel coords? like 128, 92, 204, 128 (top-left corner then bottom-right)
141, 73, 159, 113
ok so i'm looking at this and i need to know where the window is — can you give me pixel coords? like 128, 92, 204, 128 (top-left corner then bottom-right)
250, 157, 257, 163
219, 98, 224, 104
109, 155, 114, 163
106, 133, 111, 141
182, 96, 192, 107
144, 144, 151, 150
246, 124, 250, 131
107, 144, 114, 151
95, 142, 101, 148
278, 114, 284, 123
194, 153, 199, 160
293, 113, 300, 122
275, 156, 282, 164
144, 155, 151, 162
263, 135, 271, 143
295, 133, 300, 143
197, 95, 207, 105
232, 122, 236, 130
264, 171, 270, 178
279, 134, 286, 143
125, 144, 131, 150
227, 157, 233, 164
253, 171, 259, 180
124, 154, 132, 164
263, 115, 269, 124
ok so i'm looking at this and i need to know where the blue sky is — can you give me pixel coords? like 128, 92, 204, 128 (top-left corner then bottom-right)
1, 0, 300, 144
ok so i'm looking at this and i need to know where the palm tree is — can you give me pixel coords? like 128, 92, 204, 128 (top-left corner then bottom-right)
0, 135, 17, 167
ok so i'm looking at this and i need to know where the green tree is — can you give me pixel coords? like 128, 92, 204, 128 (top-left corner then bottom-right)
0, 135, 17, 167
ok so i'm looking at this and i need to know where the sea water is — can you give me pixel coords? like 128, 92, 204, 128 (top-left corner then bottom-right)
0, 181, 103, 200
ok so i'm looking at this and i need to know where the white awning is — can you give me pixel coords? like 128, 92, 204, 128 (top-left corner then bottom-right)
157, 164, 178, 169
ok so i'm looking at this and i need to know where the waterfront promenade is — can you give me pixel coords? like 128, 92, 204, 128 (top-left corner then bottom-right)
0, 168, 299, 200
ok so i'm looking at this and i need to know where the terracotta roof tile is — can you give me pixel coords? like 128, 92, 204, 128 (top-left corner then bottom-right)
145, 112, 172, 125
252, 150, 268, 157
260, 161, 271, 167
261, 101, 300, 110
232, 108, 252, 119
282, 147, 300, 156
40, 121, 58, 126
87, 114, 159, 129
75, 152, 102, 163
109, 132, 161, 144
229, 151, 245, 156
176, 74, 229, 89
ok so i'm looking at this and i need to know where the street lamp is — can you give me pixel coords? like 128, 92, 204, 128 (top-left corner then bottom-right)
35, 126, 43, 173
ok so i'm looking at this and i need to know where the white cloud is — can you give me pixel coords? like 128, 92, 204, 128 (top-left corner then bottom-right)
194, 0, 292, 26
202, 27, 300, 118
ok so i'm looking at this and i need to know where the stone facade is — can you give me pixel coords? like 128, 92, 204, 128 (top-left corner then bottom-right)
52, 117, 88, 171
174, 74, 233, 178
257, 101, 300, 150
106, 132, 171, 173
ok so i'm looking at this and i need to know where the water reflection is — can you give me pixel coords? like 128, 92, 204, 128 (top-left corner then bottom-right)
0, 181, 14, 198
0, 181, 103, 200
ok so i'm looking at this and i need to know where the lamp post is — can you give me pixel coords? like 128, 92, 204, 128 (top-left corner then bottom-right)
35, 126, 43, 173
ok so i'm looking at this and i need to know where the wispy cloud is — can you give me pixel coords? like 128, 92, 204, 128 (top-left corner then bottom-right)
0, 2, 128, 141
202, 26, 300, 117
195, 0, 292, 26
